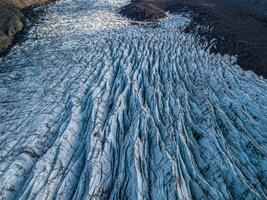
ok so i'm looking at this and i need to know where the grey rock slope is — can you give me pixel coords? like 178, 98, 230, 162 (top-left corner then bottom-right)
0, 1, 23, 53
9, 0, 54, 8
209, 0, 267, 18
0, 0, 54, 54
120, 0, 267, 78
0, 0, 266, 199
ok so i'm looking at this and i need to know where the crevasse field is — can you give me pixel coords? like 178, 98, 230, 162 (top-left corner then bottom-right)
0, 0, 267, 199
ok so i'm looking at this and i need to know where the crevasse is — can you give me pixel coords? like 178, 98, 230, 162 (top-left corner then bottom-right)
0, 0, 266, 199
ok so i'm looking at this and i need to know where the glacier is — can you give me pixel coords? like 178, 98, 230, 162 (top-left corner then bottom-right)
0, 0, 267, 199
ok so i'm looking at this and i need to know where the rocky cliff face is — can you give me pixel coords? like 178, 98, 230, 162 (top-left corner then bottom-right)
121, 0, 267, 77
0, 0, 53, 54
9, 0, 54, 8
0, 1, 23, 54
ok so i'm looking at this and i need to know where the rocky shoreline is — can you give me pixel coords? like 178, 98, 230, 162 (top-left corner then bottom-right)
120, 0, 267, 78
0, 0, 54, 55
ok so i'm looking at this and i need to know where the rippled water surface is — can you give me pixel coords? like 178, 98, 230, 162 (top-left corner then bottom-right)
0, 0, 267, 199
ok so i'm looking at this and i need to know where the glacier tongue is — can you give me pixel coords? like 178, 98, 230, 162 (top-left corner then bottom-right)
0, 0, 267, 199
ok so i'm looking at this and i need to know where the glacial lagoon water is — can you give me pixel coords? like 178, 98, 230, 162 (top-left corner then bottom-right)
0, 0, 267, 199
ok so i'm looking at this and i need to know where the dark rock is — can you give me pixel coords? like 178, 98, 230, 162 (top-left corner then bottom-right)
181, 3, 267, 78
120, 2, 167, 21
121, 0, 267, 78
0, 0, 56, 54
0, 1, 23, 54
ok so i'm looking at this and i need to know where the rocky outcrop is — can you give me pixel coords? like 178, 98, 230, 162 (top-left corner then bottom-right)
0, 0, 267, 197
0, 0, 54, 54
10, 0, 54, 8
183, 5, 267, 78
0, 1, 23, 54
121, 0, 267, 78
120, 2, 167, 21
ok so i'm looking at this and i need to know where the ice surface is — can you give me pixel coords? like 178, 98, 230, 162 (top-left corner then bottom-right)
0, 0, 266, 199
